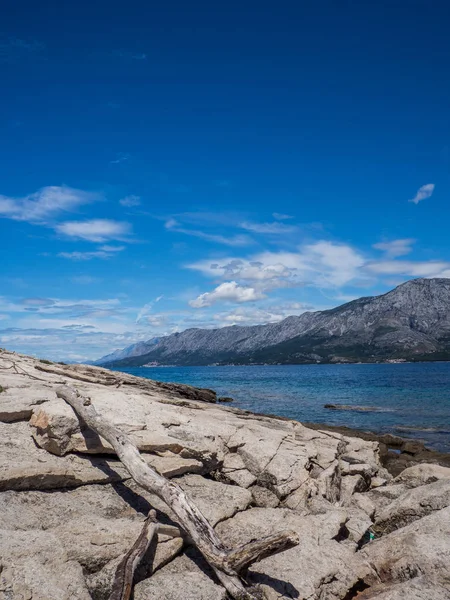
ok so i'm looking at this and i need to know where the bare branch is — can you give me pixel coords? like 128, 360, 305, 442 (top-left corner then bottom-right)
227, 531, 300, 573
56, 385, 299, 600
109, 511, 159, 600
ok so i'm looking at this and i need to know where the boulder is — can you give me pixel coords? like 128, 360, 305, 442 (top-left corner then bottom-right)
362, 506, 450, 588
374, 479, 450, 535
394, 463, 450, 488
250, 485, 280, 508
221, 452, 257, 488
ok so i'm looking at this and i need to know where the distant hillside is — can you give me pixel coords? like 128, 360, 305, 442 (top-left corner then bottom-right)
96, 278, 450, 367
93, 338, 159, 365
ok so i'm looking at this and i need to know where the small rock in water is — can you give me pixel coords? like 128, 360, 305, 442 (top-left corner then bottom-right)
324, 404, 381, 412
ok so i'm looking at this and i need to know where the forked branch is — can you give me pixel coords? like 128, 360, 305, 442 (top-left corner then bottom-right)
56, 385, 299, 600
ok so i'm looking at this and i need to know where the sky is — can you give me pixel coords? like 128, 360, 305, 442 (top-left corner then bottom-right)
1, 1, 450, 361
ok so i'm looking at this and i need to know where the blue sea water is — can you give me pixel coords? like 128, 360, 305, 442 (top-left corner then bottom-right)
114, 363, 450, 453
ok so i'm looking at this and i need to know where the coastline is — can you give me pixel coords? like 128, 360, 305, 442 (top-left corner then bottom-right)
302, 421, 450, 476
207, 397, 450, 477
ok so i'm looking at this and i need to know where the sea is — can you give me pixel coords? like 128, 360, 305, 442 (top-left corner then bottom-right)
114, 363, 450, 453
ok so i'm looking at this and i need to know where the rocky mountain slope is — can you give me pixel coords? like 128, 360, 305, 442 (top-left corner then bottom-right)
93, 338, 159, 365
1, 348, 449, 600
98, 278, 450, 367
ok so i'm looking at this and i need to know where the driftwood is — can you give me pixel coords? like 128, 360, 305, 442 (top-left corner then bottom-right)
56, 385, 299, 600
0, 357, 63, 383
36, 363, 120, 385
109, 511, 160, 600
109, 509, 183, 600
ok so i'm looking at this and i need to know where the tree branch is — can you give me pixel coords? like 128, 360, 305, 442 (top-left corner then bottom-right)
109, 510, 159, 600
56, 385, 299, 600
227, 531, 300, 573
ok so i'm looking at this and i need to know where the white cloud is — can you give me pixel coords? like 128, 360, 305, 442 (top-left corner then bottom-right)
189, 282, 266, 308
0, 294, 160, 361
56, 219, 132, 242
373, 239, 415, 258
212, 303, 316, 326
367, 260, 450, 278
188, 241, 366, 290
165, 219, 252, 247
165, 218, 179, 228
136, 295, 166, 323
272, 213, 294, 220
98, 245, 125, 252
58, 251, 111, 260
188, 257, 297, 282
110, 152, 130, 164
0, 186, 99, 224
58, 245, 125, 261
119, 195, 141, 207
409, 183, 435, 204
304, 241, 366, 287
71, 276, 100, 285
239, 221, 297, 234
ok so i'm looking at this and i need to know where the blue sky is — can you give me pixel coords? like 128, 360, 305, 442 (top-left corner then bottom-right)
1, 1, 450, 360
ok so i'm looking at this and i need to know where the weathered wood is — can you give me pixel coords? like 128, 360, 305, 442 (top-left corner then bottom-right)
37, 364, 120, 385
109, 511, 159, 600
227, 531, 300, 573
157, 523, 183, 538
56, 385, 299, 600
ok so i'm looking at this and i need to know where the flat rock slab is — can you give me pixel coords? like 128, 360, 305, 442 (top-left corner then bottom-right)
0, 383, 56, 422
394, 463, 450, 488
134, 552, 227, 600
0, 482, 184, 599
177, 474, 252, 526
363, 506, 450, 589
144, 453, 204, 478
0, 421, 130, 491
358, 579, 450, 600
216, 507, 373, 600
374, 478, 450, 535
0, 529, 92, 600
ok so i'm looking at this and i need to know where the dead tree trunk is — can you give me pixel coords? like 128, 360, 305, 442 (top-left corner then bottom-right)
56, 385, 299, 600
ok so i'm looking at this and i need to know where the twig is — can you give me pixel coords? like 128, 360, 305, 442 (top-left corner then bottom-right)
0, 359, 61, 383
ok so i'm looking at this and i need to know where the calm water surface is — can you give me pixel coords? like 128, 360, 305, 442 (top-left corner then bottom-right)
114, 363, 450, 453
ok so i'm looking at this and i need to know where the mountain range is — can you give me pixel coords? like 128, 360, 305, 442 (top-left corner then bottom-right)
95, 278, 450, 367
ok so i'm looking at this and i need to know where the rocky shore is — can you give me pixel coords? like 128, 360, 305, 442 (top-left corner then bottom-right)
0, 349, 449, 600
303, 422, 450, 477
